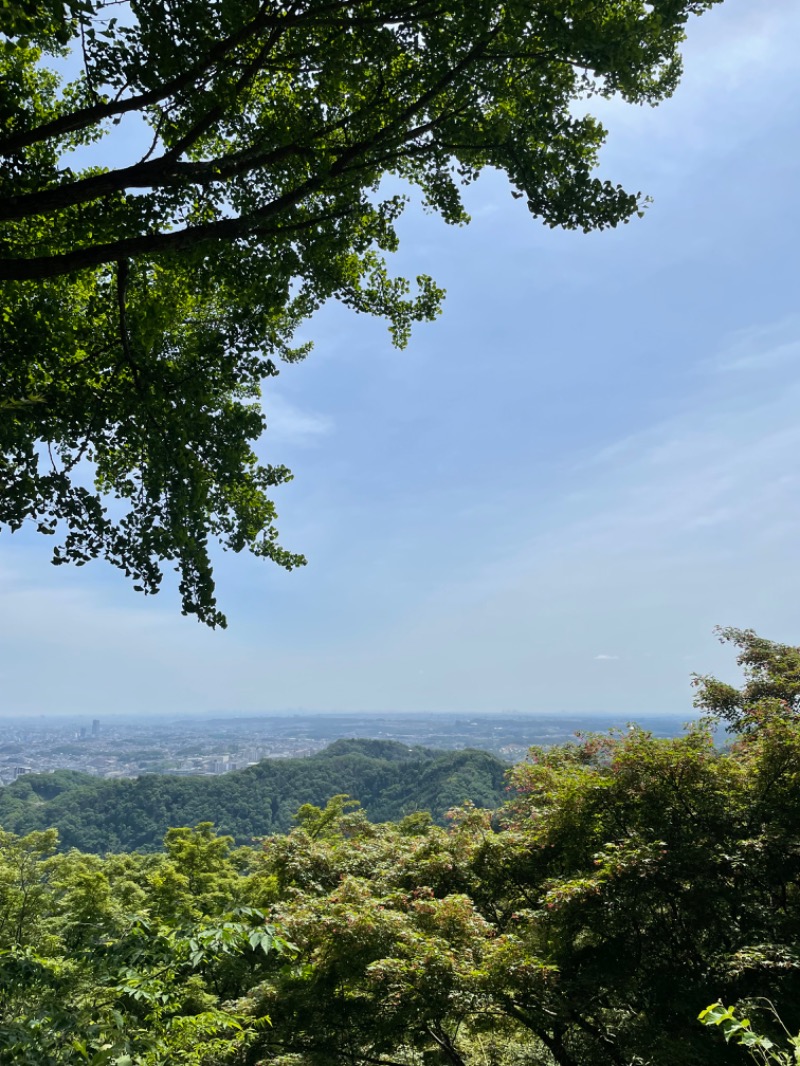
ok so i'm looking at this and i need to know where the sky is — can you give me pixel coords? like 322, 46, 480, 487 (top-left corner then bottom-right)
2, 0, 799, 717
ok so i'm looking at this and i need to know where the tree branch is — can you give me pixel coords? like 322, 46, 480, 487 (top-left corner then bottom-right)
162, 11, 295, 162
0, 194, 358, 281
0, 0, 277, 155
0, 140, 317, 222
425, 1026, 468, 1066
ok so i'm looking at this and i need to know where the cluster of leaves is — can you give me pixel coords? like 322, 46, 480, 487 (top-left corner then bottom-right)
1, 0, 721, 623
693, 626, 800, 733
700, 1002, 800, 1066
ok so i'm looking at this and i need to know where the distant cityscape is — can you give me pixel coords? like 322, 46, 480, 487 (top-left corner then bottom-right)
0, 711, 697, 784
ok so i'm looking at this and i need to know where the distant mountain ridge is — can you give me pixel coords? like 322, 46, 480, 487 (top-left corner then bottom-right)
0, 739, 508, 853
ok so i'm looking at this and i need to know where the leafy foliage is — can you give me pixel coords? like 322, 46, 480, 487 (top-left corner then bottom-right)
1, 0, 721, 623
0, 823, 292, 1065
3, 631, 800, 1064
700, 1002, 800, 1066
694, 626, 800, 733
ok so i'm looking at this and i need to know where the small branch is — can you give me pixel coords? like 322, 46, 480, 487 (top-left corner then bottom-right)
139, 111, 167, 165
116, 260, 133, 363
46, 441, 59, 475
79, 15, 99, 104
425, 1027, 467, 1066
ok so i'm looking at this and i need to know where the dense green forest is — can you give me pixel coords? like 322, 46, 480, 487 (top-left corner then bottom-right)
0, 741, 508, 852
2, 628, 800, 1065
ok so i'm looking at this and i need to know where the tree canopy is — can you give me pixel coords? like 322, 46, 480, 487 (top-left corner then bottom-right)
1, 0, 720, 623
693, 626, 800, 734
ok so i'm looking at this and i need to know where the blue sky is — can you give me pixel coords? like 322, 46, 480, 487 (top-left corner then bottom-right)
2, 0, 799, 717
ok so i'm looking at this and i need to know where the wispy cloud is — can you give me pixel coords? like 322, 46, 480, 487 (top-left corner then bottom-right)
708, 316, 800, 374
374, 312, 800, 712
554, 316, 800, 556
262, 391, 332, 445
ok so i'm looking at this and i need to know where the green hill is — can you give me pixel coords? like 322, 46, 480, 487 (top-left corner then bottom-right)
0, 740, 508, 852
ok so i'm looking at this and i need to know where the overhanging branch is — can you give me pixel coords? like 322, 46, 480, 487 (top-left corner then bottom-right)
0, 197, 358, 280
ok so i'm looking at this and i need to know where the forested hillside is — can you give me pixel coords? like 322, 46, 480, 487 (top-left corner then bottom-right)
3, 630, 800, 1066
0, 740, 507, 852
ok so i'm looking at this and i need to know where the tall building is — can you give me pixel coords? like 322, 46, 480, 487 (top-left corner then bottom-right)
91, 719, 100, 737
